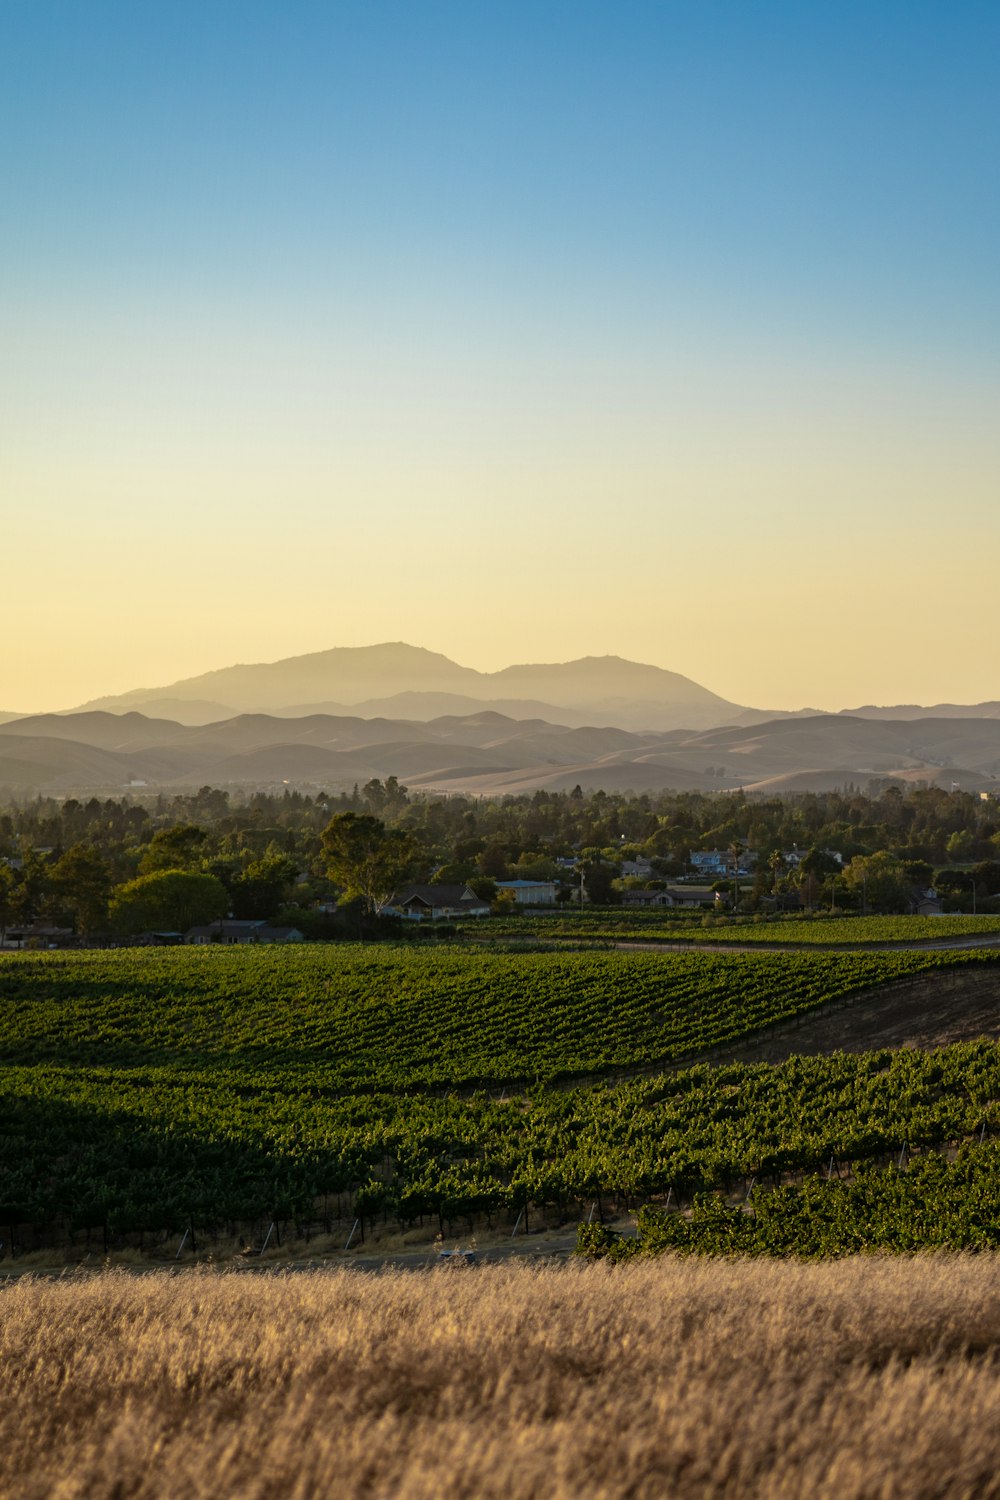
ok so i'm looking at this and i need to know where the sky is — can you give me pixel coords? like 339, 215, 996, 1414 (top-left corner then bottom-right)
1, 0, 998, 714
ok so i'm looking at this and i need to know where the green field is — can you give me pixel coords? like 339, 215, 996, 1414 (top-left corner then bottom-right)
3, 944, 1000, 1254
684, 915, 1000, 945
2, 944, 991, 1087
465, 912, 1000, 946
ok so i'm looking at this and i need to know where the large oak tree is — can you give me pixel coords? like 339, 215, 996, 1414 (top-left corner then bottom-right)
320, 814, 417, 914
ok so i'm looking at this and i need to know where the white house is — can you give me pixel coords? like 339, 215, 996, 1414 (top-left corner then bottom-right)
495, 879, 558, 906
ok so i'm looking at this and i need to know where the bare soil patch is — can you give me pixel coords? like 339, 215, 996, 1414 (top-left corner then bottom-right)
725, 964, 1000, 1065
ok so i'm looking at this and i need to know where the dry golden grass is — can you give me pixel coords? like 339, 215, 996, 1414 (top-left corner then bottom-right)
3, 1256, 1000, 1499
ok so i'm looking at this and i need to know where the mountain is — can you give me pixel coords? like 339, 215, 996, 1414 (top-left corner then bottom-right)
279, 692, 637, 727
70, 644, 747, 732
8, 645, 999, 795
841, 702, 1000, 721
75, 645, 481, 716
483, 656, 735, 720
3, 708, 1000, 798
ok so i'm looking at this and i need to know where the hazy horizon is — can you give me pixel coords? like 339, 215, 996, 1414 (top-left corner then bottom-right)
3, 638, 999, 721
3, 2, 997, 714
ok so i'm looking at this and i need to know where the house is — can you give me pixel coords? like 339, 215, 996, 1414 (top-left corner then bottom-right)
495, 879, 558, 906
689, 850, 756, 877
620, 889, 675, 908
620, 887, 720, 910
621, 857, 654, 879
1, 923, 75, 950
185, 920, 305, 944
783, 848, 843, 868
386, 884, 492, 920
909, 888, 944, 917
665, 887, 721, 909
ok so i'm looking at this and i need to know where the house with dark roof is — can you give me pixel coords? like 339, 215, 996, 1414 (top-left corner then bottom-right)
185, 920, 304, 944
386, 884, 491, 920
621, 887, 721, 909
620, 889, 676, 908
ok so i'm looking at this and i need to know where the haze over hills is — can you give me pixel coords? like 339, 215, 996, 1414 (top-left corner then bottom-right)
72, 643, 749, 733
57, 643, 999, 737
2, 705, 1000, 799
840, 703, 1000, 721
1, 645, 996, 797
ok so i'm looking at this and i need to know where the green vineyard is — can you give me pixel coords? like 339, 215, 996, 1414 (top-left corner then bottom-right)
464, 913, 1000, 946
2, 945, 1000, 1254
3, 943, 996, 1087
581, 1144, 1000, 1259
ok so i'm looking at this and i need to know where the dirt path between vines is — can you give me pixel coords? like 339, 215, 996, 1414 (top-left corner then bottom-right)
729, 966, 1000, 1063
613, 933, 1000, 956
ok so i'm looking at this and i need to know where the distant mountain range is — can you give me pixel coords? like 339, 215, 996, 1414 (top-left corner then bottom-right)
69, 643, 753, 732
0, 645, 996, 796
56, 642, 1000, 732
1, 705, 999, 798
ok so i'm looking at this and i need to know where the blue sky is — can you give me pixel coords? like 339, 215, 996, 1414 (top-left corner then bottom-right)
2, 1, 998, 711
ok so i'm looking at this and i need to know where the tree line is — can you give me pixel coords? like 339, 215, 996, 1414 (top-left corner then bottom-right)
1, 778, 999, 941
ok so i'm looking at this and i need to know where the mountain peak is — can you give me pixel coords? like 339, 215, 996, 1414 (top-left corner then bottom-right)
66, 643, 744, 732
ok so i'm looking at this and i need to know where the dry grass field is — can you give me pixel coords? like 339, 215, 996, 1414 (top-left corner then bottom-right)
3, 1257, 1000, 1499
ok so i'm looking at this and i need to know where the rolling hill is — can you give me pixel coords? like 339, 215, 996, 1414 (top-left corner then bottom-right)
71, 643, 749, 732
2, 707, 1000, 797
2, 644, 996, 795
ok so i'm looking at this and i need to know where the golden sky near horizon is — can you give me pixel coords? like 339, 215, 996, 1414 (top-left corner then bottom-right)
3, 4, 998, 717
4, 339, 999, 714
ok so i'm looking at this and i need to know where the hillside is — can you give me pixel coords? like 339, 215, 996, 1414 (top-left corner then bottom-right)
71, 643, 748, 731
5, 946, 1000, 1262
39, 642, 1000, 744
4, 706, 1000, 794
843, 700, 1000, 720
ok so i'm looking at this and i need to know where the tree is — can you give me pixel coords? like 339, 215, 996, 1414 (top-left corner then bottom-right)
109, 869, 229, 935
946, 829, 974, 864
477, 842, 510, 879
138, 824, 208, 875
843, 852, 913, 914
579, 855, 618, 905
10, 846, 51, 928
796, 847, 841, 908
320, 814, 417, 914
0, 861, 14, 943
51, 843, 113, 935
229, 853, 298, 920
